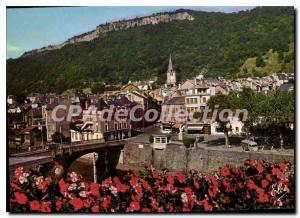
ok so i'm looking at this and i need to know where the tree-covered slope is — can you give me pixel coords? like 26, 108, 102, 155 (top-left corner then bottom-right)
7, 7, 294, 95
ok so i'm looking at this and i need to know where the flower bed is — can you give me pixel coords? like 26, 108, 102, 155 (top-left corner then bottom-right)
9, 160, 294, 212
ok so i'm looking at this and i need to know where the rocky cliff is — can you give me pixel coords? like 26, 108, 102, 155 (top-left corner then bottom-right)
22, 10, 194, 57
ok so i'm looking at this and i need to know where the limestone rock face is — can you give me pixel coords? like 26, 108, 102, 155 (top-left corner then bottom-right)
21, 11, 195, 57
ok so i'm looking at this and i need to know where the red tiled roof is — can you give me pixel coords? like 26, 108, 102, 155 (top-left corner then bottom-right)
17, 125, 38, 135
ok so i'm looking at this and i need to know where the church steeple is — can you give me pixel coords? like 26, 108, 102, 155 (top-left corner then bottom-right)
168, 54, 173, 72
166, 54, 176, 86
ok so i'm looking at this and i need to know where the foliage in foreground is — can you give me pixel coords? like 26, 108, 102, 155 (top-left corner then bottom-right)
10, 160, 294, 212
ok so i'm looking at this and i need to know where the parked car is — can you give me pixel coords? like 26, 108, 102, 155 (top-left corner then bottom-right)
45, 143, 60, 150
240, 140, 258, 151
195, 136, 204, 143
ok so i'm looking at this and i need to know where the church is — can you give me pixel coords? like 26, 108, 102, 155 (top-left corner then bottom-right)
166, 55, 176, 86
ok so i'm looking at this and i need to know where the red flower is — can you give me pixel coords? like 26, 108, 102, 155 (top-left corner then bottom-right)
91, 205, 100, 212
151, 198, 159, 210
257, 163, 264, 173
58, 179, 68, 193
279, 162, 288, 171
194, 181, 200, 189
29, 200, 41, 211
203, 200, 213, 211
142, 207, 151, 212
261, 179, 269, 188
183, 206, 190, 212
130, 177, 139, 187
220, 167, 230, 177
102, 196, 111, 209
166, 176, 174, 185
84, 199, 92, 208
247, 179, 258, 190
10, 183, 21, 191
211, 176, 219, 187
56, 200, 63, 211
272, 168, 285, 180
266, 174, 272, 181
129, 201, 140, 211
14, 192, 27, 205
184, 187, 192, 195
176, 172, 186, 183
208, 186, 218, 197
237, 182, 244, 189
157, 207, 165, 212
116, 183, 129, 193
258, 193, 269, 203
152, 170, 159, 179
90, 183, 100, 197
70, 198, 84, 211
40, 201, 51, 212
142, 180, 152, 191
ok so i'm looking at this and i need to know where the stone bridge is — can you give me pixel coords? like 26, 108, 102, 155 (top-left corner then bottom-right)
9, 140, 126, 179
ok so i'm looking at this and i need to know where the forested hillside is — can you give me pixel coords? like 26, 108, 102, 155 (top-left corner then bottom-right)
7, 7, 294, 95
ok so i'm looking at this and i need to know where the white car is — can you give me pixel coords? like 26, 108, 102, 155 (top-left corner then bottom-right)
161, 129, 171, 134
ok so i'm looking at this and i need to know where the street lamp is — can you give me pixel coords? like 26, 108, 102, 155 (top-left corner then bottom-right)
225, 122, 232, 148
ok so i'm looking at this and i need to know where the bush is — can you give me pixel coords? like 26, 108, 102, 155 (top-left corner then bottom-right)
149, 136, 154, 143
9, 160, 294, 212
183, 137, 195, 148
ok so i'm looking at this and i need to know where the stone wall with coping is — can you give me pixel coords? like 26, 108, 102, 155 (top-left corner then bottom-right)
123, 142, 294, 173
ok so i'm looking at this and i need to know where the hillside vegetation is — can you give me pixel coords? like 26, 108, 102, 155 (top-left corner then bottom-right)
7, 7, 294, 95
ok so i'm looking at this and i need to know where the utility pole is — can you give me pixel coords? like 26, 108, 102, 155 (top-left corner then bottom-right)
60, 125, 63, 153
93, 152, 98, 183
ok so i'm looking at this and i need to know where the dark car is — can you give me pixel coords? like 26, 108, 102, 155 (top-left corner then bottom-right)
45, 143, 60, 150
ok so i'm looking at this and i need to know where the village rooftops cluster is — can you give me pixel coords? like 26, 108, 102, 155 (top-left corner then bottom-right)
7, 55, 294, 152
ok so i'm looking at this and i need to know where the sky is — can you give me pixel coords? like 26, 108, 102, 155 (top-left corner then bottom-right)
7, 6, 254, 59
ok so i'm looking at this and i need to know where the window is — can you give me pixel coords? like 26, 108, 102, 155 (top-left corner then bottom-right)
236, 127, 239, 132
105, 123, 109, 131
119, 123, 122, 129
115, 123, 118, 130
154, 137, 161, 143
203, 97, 206, 103
161, 137, 166, 143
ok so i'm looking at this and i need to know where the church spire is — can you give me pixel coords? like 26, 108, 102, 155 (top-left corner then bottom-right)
168, 54, 173, 72
166, 54, 176, 86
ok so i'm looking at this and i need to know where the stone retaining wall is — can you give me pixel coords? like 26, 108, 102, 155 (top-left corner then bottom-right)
123, 143, 294, 173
